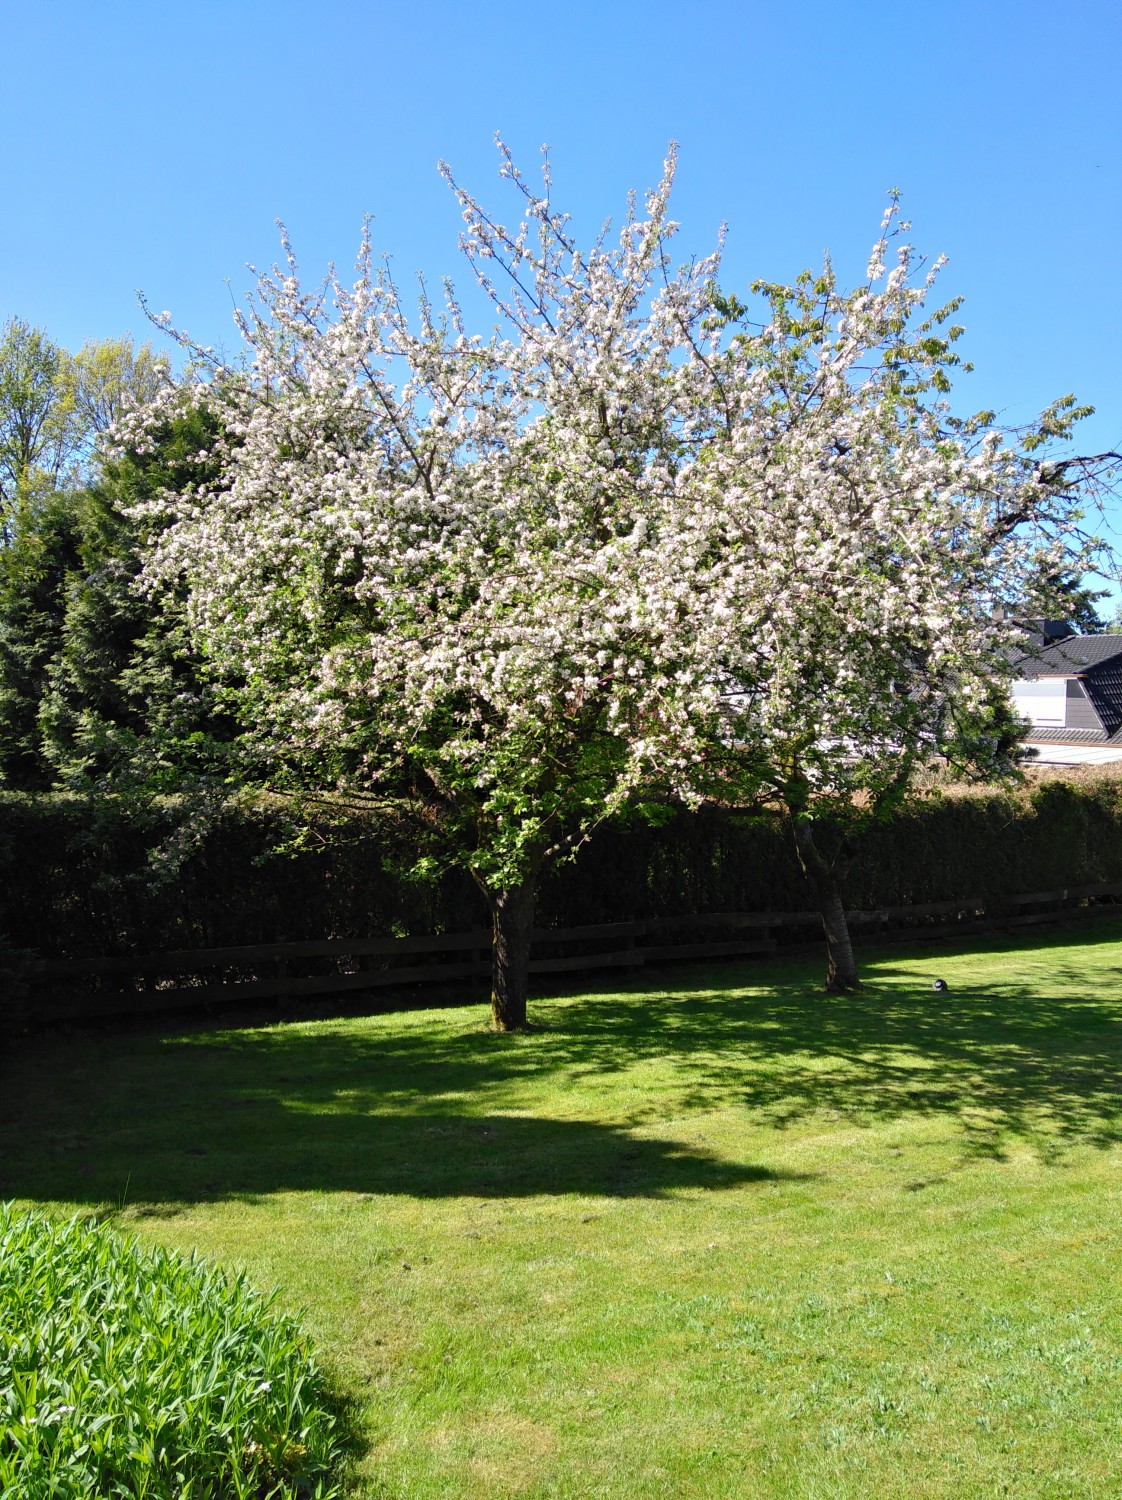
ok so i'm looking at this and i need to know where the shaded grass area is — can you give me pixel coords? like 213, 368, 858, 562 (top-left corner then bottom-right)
4, 921, 1122, 1497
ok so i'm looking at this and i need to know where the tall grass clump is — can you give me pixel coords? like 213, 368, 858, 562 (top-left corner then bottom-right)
0, 1204, 343, 1499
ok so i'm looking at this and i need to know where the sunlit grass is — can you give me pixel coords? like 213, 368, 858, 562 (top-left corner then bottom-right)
5, 921, 1122, 1497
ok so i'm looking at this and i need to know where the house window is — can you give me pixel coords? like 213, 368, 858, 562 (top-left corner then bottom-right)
1011, 678, 1066, 727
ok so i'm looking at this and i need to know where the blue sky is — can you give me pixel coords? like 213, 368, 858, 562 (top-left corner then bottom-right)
3, 0, 1120, 591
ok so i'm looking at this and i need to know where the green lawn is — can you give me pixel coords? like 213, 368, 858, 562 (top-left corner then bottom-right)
4, 922, 1122, 1498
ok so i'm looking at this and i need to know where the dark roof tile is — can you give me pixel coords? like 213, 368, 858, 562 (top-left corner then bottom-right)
1014, 634, 1122, 676
1082, 660, 1122, 735
1025, 720, 1122, 745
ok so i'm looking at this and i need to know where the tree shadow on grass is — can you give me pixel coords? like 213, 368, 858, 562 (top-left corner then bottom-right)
541, 932, 1122, 1160
0, 1037, 799, 1208
4, 924, 1121, 1205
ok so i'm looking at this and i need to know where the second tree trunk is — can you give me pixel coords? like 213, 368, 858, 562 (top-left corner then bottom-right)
790, 817, 860, 992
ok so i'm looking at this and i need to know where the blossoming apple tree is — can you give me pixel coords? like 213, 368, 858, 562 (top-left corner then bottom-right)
663, 200, 1110, 988
126, 148, 735, 1029
124, 150, 1110, 1015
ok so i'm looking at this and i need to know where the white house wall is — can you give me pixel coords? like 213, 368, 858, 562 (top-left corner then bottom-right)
1025, 742, 1122, 765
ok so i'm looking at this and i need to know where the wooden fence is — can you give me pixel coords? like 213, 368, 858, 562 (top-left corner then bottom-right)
17, 879, 1122, 1025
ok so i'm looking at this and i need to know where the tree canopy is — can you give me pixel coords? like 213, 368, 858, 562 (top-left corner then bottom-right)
0, 323, 165, 529
116, 149, 1111, 1017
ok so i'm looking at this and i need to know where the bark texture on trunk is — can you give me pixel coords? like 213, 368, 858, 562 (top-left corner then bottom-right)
790, 817, 861, 993
488, 879, 537, 1031
812, 870, 860, 993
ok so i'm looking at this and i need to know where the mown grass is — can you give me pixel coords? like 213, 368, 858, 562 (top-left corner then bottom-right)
4, 920, 1122, 1498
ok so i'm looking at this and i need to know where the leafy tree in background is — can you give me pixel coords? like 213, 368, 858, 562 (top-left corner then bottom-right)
0, 323, 166, 524
70, 335, 166, 447
0, 318, 82, 528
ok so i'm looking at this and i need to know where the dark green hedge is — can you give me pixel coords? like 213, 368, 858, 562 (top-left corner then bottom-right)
0, 794, 479, 959
2, 780, 1122, 961
539, 780, 1122, 922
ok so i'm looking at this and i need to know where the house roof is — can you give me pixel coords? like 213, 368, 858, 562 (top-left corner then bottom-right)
1013, 632, 1122, 743
1011, 633, 1122, 676
1025, 724, 1122, 745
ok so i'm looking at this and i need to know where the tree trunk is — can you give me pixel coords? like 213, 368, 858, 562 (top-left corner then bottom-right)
487, 878, 538, 1031
790, 817, 861, 993
812, 867, 860, 993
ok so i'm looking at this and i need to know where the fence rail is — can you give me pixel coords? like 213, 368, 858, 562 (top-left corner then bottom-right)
17, 880, 1122, 1025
